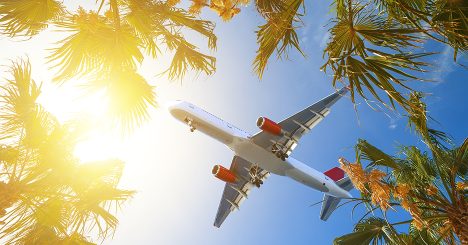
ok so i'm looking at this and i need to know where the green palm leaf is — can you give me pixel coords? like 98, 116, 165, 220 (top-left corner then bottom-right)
322, 2, 432, 110
334, 217, 400, 245
338, 100, 467, 243
373, 0, 468, 57
356, 139, 398, 169
432, 0, 468, 57
253, 0, 305, 78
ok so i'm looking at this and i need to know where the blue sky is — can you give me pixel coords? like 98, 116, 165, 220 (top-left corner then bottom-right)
0, 1, 467, 244
110, 4, 467, 244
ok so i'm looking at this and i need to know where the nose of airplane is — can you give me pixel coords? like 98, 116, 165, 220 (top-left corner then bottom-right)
165, 100, 183, 112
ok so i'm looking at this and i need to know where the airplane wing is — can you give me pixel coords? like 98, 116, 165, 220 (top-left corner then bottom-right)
213, 156, 269, 227
251, 87, 349, 157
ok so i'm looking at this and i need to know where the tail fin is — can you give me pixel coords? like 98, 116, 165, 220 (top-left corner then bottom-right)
320, 167, 354, 221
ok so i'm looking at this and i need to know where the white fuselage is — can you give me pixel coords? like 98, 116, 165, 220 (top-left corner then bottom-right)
168, 101, 351, 198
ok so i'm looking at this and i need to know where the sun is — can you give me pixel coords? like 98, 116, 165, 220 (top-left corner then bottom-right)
73, 130, 123, 162
37, 78, 124, 162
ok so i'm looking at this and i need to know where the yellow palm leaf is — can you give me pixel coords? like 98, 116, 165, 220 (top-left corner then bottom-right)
0, 0, 64, 37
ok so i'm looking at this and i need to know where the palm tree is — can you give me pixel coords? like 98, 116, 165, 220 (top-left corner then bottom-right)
334, 93, 467, 244
0, 0, 217, 130
188, 0, 466, 112
0, 0, 65, 37
0, 59, 134, 244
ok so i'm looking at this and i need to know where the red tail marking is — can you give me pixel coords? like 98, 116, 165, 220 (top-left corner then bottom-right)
324, 167, 345, 181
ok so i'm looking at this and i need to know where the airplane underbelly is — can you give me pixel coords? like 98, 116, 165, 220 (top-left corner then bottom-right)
284, 158, 329, 192
170, 108, 235, 144
196, 121, 234, 144
232, 140, 331, 193
232, 140, 293, 175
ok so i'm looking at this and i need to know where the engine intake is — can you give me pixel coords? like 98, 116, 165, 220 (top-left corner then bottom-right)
212, 165, 237, 183
257, 117, 282, 136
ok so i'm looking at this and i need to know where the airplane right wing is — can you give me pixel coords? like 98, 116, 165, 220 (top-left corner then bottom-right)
213, 156, 269, 227
251, 87, 349, 159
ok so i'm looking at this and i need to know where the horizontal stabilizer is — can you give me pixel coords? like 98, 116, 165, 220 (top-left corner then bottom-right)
320, 194, 341, 221
320, 176, 354, 221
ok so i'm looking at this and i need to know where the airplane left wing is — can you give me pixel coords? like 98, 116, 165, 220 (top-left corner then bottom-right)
213, 156, 269, 227
251, 87, 349, 158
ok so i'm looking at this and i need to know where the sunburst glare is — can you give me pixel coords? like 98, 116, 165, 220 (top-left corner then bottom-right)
37, 78, 124, 162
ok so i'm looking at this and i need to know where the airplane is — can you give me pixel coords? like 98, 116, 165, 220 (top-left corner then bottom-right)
168, 87, 354, 228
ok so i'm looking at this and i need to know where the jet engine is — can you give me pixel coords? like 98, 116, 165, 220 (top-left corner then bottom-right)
212, 165, 236, 183
257, 117, 283, 136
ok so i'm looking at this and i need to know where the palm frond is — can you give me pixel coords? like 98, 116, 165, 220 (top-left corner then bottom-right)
356, 139, 398, 169
431, 0, 468, 57
167, 39, 216, 79
339, 112, 467, 243
393, 145, 436, 185
253, 0, 305, 78
0, 145, 19, 169
0, 59, 57, 146
334, 217, 400, 245
69, 184, 134, 240
46, 3, 218, 130
60, 232, 95, 244
322, 2, 432, 111
105, 69, 156, 131
122, 0, 161, 57
48, 8, 143, 82
156, 5, 217, 49
0, 0, 64, 37
406, 92, 453, 151
374, 0, 468, 57
453, 138, 468, 179
71, 159, 125, 190
255, 0, 287, 18
372, 0, 430, 24
0, 61, 133, 244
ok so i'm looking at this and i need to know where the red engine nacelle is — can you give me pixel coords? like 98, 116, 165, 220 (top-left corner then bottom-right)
212, 165, 237, 183
257, 117, 283, 136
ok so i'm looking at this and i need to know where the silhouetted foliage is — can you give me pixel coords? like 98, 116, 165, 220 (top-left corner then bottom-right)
0, 0, 217, 130
335, 95, 467, 244
0, 60, 134, 244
